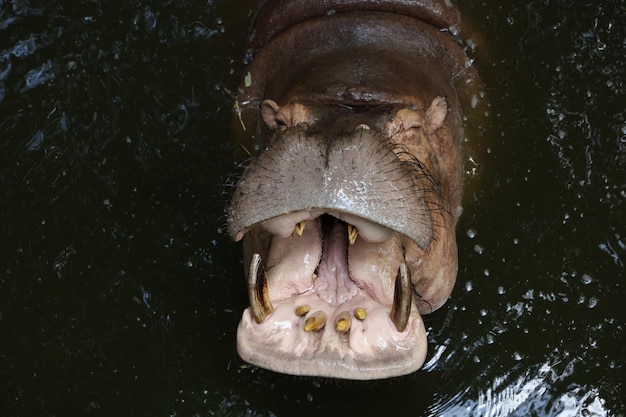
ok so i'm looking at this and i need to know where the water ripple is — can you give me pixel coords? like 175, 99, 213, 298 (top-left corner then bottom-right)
0, 1, 44, 30
598, 228, 625, 267
432, 361, 611, 416
20, 60, 55, 92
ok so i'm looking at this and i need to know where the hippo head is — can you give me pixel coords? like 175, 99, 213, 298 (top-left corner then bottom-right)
227, 96, 462, 379
226, 0, 476, 380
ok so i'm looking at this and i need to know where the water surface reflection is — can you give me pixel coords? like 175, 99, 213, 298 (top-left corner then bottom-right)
1, 0, 623, 416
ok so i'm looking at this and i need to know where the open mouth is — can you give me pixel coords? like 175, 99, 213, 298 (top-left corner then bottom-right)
248, 213, 413, 332
227, 127, 440, 379
235, 210, 428, 380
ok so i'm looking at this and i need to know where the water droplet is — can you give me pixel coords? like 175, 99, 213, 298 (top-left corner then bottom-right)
465, 281, 473, 292
474, 244, 484, 254
22, 60, 55, 92
467, 229, 476, 238
588, 297, 598, 308
144, 8, 157, 30
26, 130, 44, 151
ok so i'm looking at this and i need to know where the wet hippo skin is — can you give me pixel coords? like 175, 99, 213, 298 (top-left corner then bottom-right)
227, 0, 479, 380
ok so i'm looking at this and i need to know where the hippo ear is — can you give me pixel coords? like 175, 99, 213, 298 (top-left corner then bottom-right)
261, 99, 286, 129
425, 96, 448, 132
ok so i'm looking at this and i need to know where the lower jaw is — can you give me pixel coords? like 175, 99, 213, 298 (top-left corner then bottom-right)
236, 292, 428, 380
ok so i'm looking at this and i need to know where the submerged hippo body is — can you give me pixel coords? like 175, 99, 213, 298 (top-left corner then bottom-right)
228, 0, 478, 379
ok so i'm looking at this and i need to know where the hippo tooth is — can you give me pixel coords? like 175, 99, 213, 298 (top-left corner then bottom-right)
293, 221, 305, 237
390, 262, 412, 332
259, 210, 318, 238
336, 213, 395, 242
334, 311, 352, 334
295, 304, 311, 316
353, 307, 367, 320
347, 224, 358, 245
247, 253, 274, 324
304, 311, 327, 332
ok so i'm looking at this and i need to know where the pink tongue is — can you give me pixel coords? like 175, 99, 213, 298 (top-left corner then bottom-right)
313, 217, 359, 305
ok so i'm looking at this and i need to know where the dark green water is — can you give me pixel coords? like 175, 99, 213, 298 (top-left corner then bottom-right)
1, 0, 623, 416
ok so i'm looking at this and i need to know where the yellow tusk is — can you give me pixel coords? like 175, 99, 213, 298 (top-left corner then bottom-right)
335, 311, 352, 334
295, 304, 311, 316
348, 224, 358, 245
293, 221, 305, 237
247, 253, 274, 324
304, 311, 327, 332
354, 307, 367, 321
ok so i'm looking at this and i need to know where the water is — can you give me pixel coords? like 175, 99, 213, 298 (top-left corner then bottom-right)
1, 0, 623, 416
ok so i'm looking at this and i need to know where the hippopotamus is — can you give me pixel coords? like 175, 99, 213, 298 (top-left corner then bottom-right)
227, 0, 479, 380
